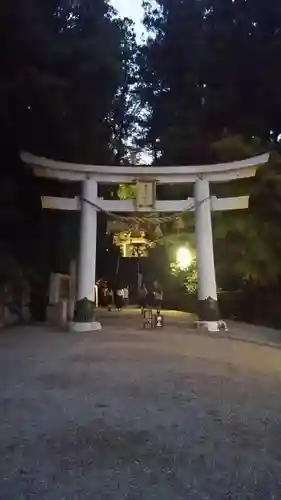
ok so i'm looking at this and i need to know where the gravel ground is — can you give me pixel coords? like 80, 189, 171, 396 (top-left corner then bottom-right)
1, 313, 281, 499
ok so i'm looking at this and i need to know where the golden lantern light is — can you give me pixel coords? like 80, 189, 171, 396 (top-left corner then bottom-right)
108, 219, 154, 258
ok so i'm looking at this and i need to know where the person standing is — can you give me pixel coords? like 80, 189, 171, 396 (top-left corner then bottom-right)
98, 280, 106, 308
123, 285, 129, 307
154, 284, 163, 312
115, 286, 124, 311
138, 284, 148, 313
104, 284, 113, 311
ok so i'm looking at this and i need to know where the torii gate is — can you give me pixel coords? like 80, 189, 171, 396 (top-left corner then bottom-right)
21, 151, 269, 332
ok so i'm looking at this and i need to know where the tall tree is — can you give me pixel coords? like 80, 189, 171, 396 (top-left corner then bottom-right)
0, 0, 135, 279
109, 17, 140, 164
139, 0, 281, 162
139, 0, 281, 299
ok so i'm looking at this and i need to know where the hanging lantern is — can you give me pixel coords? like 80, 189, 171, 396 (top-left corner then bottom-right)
107, 213, 158, 258
154, 225, 163, 239
109, 222, 152, 259
173, 216, 185, 231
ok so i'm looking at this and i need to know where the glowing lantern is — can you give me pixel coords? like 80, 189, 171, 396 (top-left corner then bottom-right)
107, 220, 153, 258
176, 246, 193, 269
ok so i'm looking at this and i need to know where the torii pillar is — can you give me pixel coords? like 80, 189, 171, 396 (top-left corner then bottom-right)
71, 178, 101, 331
195, 178, 219, 331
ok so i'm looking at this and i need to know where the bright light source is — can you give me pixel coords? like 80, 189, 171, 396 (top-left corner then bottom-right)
176, 246, 193, 270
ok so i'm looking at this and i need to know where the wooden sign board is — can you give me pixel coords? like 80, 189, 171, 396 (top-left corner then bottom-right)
135, 181, 156, 210
143, 309, 153, 329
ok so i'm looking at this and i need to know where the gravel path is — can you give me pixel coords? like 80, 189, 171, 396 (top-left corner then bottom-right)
1, 317, 281, 499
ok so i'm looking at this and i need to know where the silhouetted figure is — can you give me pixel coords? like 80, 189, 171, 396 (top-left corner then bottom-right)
104, 285, 113, 311
138, 284, 148, 313
115, 286, 124, 310
147, 285, 154, 308
153, 286, 163, 312
123, 285, 129, 306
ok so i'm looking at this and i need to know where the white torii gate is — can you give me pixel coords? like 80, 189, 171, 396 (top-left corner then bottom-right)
21, 151, 269, 332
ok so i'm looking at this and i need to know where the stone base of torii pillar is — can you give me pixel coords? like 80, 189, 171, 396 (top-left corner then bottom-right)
70, 298, 102, 332
70, 320, 102, 333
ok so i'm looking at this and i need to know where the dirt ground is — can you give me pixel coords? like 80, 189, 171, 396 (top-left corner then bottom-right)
1, 310, 281, 499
